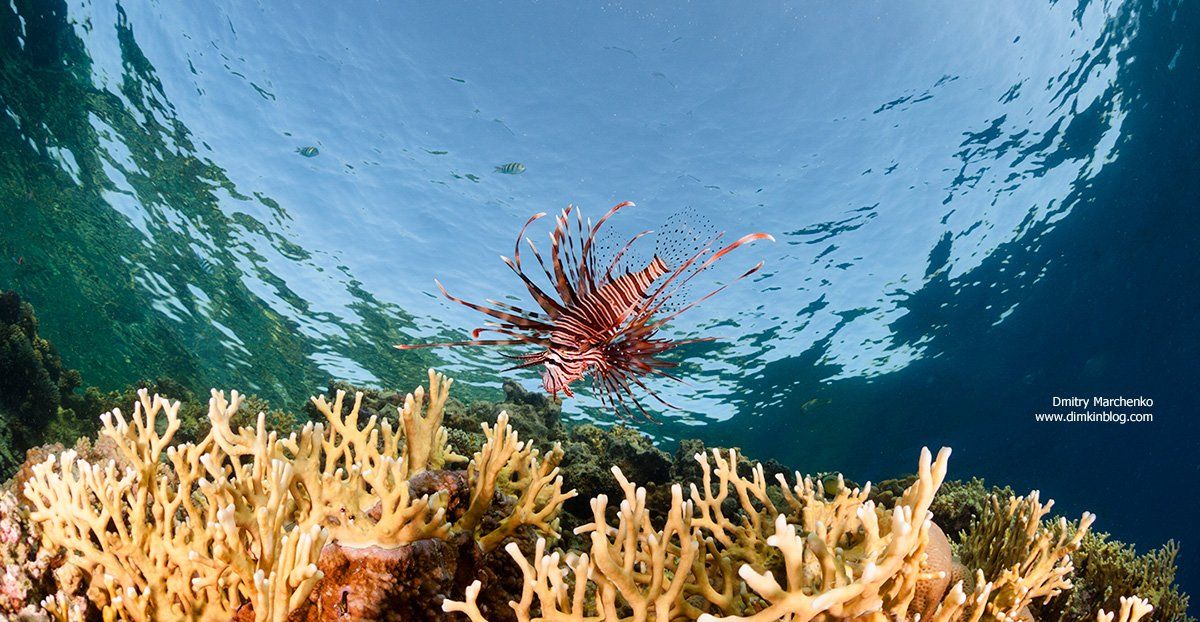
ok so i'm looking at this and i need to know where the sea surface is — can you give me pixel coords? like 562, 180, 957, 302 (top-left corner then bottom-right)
2, 0, 1198, 591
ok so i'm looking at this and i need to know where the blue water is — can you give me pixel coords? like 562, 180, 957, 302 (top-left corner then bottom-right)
2, 0, 1197, 592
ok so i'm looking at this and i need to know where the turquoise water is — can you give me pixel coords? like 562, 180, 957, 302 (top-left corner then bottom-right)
2, 0, 1198, 589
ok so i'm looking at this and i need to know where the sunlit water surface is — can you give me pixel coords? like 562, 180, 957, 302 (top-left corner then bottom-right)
2, 0, 1197, 590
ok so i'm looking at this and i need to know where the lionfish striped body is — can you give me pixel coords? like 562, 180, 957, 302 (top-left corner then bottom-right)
397, 201, 772, 418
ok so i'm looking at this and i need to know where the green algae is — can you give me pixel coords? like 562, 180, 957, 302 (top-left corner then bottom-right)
0, 0, 443, 412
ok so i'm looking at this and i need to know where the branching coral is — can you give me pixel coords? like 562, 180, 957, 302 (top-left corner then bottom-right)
1032, 532, 1192, 622
24, 389, 327, 621
402, 369, 460, 475
293, 388, 450, 548
446, 473, 699, 622
13, 369, 1166, 622
575, 471, 697, 620
20, 369, 577, 621
457, 411, 575, 552
445, 447, 949, 622
688, 448, 777, 566
956, 492, 1094, 622
701, 447, 949, 622
445, 446, 1159, 622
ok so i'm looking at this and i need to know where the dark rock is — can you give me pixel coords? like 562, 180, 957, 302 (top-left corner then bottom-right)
672, 438, 708, 482
555, 424, 678, 531
408, 470, 471, 523
565, 424, 672, 484
460, 384, 563, 447
444, 428, 485, 460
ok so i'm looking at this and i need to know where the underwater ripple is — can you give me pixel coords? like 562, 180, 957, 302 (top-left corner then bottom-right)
1, 0, 1197, 590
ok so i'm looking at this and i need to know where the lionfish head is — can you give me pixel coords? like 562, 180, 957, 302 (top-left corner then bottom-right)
541, 364, 576, 398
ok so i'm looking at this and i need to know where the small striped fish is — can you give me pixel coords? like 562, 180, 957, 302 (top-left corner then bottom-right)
494, 162, 526, 174
296, 146, 319, 157
397, 201, 774, 419
197, 256, 215, 276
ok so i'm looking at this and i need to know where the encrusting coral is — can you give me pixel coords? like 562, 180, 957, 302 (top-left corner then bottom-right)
5, 369, 1171, 622
0, 488, 61, 619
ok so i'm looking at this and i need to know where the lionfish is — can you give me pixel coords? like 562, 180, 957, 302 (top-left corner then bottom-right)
397, 201, 773, 418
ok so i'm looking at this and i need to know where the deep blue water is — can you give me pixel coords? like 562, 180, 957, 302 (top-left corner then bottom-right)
2, 0, 1198, 592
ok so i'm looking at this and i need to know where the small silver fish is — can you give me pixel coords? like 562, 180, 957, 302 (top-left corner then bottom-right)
296, 146, 320, 157
495, 162, 525, 175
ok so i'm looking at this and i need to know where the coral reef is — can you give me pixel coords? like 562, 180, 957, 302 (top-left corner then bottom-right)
0, 489, 59, 619
1037, 534, 1192, 622
20, 370, 572, 621
0, 369, 1186, 622
445, 445, 1151, 622
0, 291, 106, 472
25, 389, 326, 621
323, 378, 707, 541
956, 492, 1093, 621
874, 478, 1192, 622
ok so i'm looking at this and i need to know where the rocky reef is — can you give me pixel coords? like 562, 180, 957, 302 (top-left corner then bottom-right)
0, 369, 1188, 622
0, 291, 107, 472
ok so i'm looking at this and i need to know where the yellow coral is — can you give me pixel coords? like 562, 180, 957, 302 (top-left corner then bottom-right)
24, 389, 326, 622
575, 471, 698, 620
458, 410, 577, 552
400, 368, 461, 474
699, 447, 950, 622
23, 370, 571, 622
20, 370, 1153, 622
293, 388, 450, 548
956, 492, 1095, 622
445, 446, 1154, 622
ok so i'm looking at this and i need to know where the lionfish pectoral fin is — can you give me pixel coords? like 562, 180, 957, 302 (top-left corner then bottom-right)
640, 231, 772, 315
501, 362, 540, 372
647, 368, 688, 384
602, 229, 653, 282
501, 355, 548, 371
586, 201, 636, 246
644, 260, 767, 332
